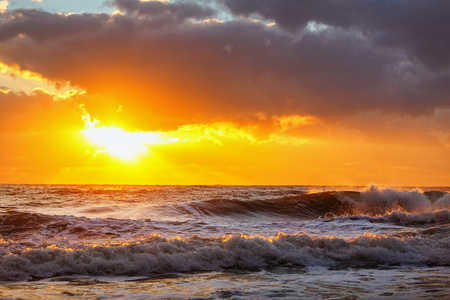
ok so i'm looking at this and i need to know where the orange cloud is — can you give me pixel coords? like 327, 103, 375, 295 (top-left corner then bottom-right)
0, 90, 83, 133
273, 115, 318, 132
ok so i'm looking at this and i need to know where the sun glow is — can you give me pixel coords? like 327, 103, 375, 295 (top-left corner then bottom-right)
82, 113, 163, 160
84, 126, 151, 160
80, 110, 321, 161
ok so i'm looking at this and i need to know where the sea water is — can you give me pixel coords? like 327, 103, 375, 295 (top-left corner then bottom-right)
0, 185, 449, 299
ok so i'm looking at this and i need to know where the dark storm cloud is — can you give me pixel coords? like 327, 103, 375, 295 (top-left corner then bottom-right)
223, 0, 450, 70
0, 0, 449, 131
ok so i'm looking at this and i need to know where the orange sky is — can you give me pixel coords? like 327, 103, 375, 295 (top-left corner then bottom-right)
0, 0, 449, 186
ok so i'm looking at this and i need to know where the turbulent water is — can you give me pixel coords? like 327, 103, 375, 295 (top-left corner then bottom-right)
0, 185, 449, 299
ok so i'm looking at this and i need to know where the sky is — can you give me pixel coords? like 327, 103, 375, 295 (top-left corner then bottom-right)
0, 0, 449, 186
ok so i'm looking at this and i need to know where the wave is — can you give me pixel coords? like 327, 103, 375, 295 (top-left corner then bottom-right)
0, 210, 156, 241
2, 186, 449, 223
170, 186, 450, 220
335, 210, 450, 226
339, 186, 449, 215
1, 187, 450, 239
171, 192, 352, 220
1, 228, 449, 281
2, 208, 449, 247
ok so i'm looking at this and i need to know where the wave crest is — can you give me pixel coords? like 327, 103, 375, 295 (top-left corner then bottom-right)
170, 186, 450, 220
340, 186, 435, 216
1, 229, 448, 281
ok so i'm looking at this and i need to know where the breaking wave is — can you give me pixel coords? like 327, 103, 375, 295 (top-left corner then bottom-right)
171, 186, 449, 220
336, 210, 450, 226
1, 228, 449, 281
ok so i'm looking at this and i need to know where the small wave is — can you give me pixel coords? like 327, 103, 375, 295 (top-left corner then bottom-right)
0, 211, 152, 241
1, 229, 448, 281
0, 211, 222, 242
335, 210, 450, 226
383, 210, 450, 225
0, 211, 55, 236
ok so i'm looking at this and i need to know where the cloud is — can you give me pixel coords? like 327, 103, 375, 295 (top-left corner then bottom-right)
223, 0, 450, 70
0, 1, 448, 136
113, 0, 215, 22
337, 110, 450, 147
0, 9, 108, 42
0, 0, 7, 13
0, 89, 84, 133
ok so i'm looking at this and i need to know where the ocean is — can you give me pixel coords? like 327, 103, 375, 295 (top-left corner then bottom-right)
0, 185, 449, 299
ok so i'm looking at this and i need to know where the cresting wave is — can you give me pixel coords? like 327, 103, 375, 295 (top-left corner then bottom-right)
172, 187, 450, 220
171, 192, 348, 220
1, 227, 449, 281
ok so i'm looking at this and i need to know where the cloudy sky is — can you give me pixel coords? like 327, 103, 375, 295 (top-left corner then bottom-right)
0, 0, 449, 185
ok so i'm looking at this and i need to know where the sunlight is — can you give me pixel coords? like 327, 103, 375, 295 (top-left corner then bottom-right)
84, 126, 150, 160
80, 111, 320, 162
82, 113, 161, 160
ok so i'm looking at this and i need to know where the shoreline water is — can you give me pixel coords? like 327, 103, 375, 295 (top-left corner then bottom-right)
1, 267, 449, 299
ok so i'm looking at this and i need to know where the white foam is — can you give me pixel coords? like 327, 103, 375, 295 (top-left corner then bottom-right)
435, 193, 450, 210
1, 229, 448, 281
383, 209, 450, 225
359, 186, 432, 214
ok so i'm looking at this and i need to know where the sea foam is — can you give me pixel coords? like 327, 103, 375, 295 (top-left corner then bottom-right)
1, 228, 449, 281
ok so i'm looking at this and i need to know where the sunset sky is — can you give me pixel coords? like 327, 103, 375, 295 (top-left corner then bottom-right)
0, 0, 449, 185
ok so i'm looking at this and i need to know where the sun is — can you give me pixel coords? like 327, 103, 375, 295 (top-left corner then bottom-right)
81, 113, 161, 161
83, 126, 149, 160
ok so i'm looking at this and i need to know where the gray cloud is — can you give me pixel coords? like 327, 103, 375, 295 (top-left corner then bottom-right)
223, 0, 450, 70
0, 9, 108, 42
0, 1, 449, 132
114, 0, 215, 22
